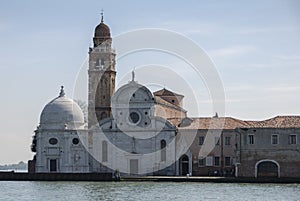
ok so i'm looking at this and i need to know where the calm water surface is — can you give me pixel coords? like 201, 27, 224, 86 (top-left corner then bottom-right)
0, 181, 299, 201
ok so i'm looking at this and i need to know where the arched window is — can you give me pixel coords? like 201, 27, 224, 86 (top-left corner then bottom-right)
102, 141, 108, 162
95, 59, 100, 67
160, 140, 166, 162
100, 112, 107, 120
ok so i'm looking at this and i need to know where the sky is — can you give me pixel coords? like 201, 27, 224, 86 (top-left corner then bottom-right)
0, 0, 300, 164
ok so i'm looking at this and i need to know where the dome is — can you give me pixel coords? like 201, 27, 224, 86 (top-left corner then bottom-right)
111, 74, 156, 121
94, 14, 111, 38
112, 80, 155, 105
94, 21, 111, 38
39, 86, 85, 130
93, 15, 112, 47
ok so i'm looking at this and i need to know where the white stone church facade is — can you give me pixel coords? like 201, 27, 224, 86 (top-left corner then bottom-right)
30, 16, 182, 175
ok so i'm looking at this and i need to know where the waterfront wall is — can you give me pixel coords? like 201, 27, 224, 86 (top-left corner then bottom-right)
0, 172, 112, 181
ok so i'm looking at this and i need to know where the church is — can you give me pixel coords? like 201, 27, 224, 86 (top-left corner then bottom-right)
29, 15, 300, 178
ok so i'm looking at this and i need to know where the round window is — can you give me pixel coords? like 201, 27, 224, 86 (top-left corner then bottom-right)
72, 138, 79, 145
129, 112, 140, 124
49, 138, 58, 145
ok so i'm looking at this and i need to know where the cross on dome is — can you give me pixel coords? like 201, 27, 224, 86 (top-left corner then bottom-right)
101, 9, 104, 23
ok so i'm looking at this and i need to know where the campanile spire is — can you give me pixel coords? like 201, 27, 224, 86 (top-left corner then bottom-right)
88, 14, 116, 127
93, 10, 111, 48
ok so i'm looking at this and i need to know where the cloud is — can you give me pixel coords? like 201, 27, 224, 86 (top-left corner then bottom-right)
156, 19, 222, 35
208, 45, 256, 58
276, 54, 300, 61
231, 26, 298, 35
244, 54, 300, 69
267, 86, 300, 92
155, 18, 298, 37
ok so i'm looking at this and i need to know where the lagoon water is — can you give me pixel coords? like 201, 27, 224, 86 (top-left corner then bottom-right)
0, 181, 299, 201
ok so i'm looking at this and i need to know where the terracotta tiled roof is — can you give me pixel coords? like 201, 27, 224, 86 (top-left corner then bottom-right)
176, 115, 300, 130
246, 116, 300, 128
155, 96, 186, 111
178, 117, 251, 130
154, 88, 184, 97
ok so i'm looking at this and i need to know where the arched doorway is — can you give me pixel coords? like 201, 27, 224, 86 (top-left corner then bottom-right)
179, 155, 189, 176
255, 160, 280, 178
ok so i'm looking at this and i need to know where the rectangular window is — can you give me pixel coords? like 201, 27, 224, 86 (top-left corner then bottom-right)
215, 137, 220, 145
289, 135, 297, 144
198, 157, 206, 167
271, 134, 278, 145
199, 136, 205, 145
225, 136, 231, 145
214, 156, 220, 166
225, 157, 231, 166
248, 135, 254, 145
95, 59, 100, 67
206, 156, 213, 166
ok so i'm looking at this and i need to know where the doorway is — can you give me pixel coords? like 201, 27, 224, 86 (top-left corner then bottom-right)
49, 159, 57, 172
179, 155, 189, 176
130, 159, 138, 175
256, 160, 279, 178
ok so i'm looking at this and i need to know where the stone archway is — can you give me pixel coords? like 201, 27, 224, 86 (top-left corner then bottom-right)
255, 159, 280, 178
179, 155, 189, 176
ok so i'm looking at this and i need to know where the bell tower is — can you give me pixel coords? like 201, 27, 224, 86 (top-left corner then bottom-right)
88, 13, 116, 128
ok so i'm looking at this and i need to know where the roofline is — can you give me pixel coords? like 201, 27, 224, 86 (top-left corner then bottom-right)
153, 88, 184, 97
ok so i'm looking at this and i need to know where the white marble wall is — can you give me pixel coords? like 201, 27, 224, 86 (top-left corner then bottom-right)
35, 129, 89, 173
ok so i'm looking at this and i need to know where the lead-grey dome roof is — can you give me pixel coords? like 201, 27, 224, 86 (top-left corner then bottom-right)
39, 86, 85, 130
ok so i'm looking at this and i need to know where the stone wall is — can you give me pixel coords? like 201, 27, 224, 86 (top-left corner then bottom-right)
239, 128, 300, 178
